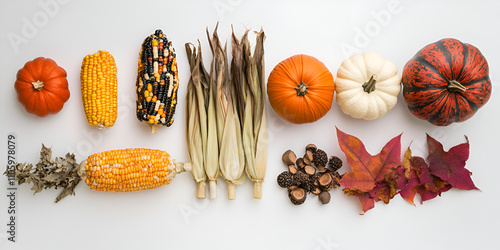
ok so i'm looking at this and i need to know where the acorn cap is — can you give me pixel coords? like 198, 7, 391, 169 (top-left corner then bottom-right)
305, 144, 317, 153
318, 172, 334, 191
328, 156, 343, 172
311, 172, 322, 186
296, 158, 306, 170
304, 151, 313, 165
277, 171, 293, 188
313, 149, 328, 168
289, 187, 307, 205
293, 171, 309, 185
304, 165, 317, 176
311, 186, 322, 195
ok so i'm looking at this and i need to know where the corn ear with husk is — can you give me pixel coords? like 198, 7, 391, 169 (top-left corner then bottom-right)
208, 25, 245, 200
185, 40, 220, 199
204, 46, 220, 199
185, 43, 207, 198
233, 29, 268, 199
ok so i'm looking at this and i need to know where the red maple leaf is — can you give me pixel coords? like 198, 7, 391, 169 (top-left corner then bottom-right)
344, 189, 375, 213
426, 134, 478, 190
338, 129, 478, 213
407, 156, 452, 204
337, 128, 402, 192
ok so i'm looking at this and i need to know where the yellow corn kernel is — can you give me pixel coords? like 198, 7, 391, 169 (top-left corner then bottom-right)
84, 148, 176, 192
81, 50, 118, 129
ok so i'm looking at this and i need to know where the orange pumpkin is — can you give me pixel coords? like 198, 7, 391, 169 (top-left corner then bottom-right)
267, 54, 335, 124
15, 57, 70, 117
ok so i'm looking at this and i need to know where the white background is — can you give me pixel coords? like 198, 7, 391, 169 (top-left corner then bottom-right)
1, 0, 499, 249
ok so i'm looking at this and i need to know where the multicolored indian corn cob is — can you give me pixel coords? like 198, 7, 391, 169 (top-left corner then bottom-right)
136, 29, 179, 133
81, 50, 118, 129
83, 148, 186, 192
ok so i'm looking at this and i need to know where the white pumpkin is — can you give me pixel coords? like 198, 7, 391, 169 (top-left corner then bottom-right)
335, 52, 401, 120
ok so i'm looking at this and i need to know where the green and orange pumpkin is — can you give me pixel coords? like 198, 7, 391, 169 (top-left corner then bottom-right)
402, 38, 491, 126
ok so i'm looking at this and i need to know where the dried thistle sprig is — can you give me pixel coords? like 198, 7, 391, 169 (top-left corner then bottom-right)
4, 144, 82, 203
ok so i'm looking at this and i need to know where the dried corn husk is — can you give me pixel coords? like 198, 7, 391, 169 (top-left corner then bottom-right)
208, 25, 245, 200
186, 43, 207, 198
234, 29, 268, 199
205, 50, 220, 199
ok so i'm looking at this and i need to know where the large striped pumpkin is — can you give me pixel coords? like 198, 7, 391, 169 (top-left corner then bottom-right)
402, 38, 491, 126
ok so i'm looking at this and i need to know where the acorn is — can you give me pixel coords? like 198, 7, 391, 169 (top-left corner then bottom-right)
288, 164, 298, 175
303, 151, 313, 165
304, 165, 317, 176
288, 185, 299, 193
331, 171, 342, 188
296, 157, 306, 170
313, 149, 328, 169
318, 172, 334, 191
277, 171, 293, 188
288, 187, 307, 205
328, 156, 343, 172
282, 150, 297, 166
318, 191, 331, 205
305, 144, 317, 153
311, 172, 322, 186
300, 181, 313, 192
311, 186, 322, 195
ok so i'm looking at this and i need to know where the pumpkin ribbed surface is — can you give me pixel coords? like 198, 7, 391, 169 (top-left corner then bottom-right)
267, 54, 335, 124
402, 38, 491, 126
14, 57, 70, 117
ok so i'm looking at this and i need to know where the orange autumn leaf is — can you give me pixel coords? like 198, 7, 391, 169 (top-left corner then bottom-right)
337, 128, 402, 192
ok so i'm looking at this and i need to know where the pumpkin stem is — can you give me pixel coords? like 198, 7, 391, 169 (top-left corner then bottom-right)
295, 82, 309, 96
31, 80, 44, 91
362, 74, 378, 93
448, 80, 467, 93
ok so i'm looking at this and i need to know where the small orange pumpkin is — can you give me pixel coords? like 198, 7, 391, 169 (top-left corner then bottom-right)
15, 57, 70, 117
267, 54, 335, 124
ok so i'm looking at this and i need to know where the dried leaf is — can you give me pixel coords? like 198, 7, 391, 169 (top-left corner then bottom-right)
393, 137, 473, 205
426, 134, 477, 190
337, 128, 402, 192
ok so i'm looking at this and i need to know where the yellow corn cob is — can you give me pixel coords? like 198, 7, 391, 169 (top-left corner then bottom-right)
81, 50, 118, 129
82, 148, 183, 192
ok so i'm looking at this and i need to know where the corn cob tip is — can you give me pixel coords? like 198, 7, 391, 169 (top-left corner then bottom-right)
176, 162, 191, 173
95, 123, 106, 130
150, 124, 160, 134
228, 182, 236, 200
253, 182, 263, 200
209, 180, 217, 199
196, 181, 207, 199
